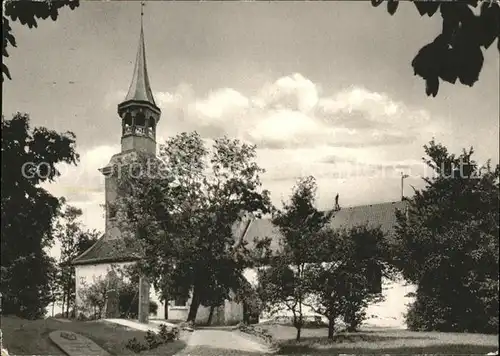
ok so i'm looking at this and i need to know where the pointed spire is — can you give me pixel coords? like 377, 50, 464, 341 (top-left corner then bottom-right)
123, 3, 157, 106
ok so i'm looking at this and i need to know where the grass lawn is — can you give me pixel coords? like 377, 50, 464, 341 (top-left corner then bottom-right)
1, 316, 186, 356
258, 324, 499, 355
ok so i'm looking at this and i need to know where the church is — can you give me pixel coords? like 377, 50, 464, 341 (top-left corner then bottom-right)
71, 16, 415, 327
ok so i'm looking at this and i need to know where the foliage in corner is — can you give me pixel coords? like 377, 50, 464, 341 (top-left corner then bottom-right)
2, 0, 80, 81
372, 0, 500, 97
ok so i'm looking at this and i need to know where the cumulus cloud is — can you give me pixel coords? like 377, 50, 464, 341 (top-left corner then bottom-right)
155, 73, 439, 150
56, 74, 448, 232
42, 144, 119, 204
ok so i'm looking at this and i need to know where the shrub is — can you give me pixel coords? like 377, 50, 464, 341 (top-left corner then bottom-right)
159, 323, 179, 342
125, 337, 148, 353
125, 324, 179, 354
342, 297, 369, 332
144, 330, 162, 349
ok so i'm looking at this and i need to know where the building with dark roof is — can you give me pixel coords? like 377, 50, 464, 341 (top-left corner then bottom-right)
240, 200, 408, 252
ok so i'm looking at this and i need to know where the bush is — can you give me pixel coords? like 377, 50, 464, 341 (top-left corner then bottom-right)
144, 330, 162, 349
342, 298, 368, 332
405, 284, 499, 334
125, 337, 148, 353
159, 323, 179, 342
125, 324, 179, 354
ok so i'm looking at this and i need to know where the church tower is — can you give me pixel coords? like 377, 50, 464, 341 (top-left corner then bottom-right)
100, 12, 160, 238
117, 15, 161, 155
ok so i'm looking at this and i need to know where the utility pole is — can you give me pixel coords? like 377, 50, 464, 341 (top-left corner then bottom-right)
401, 172, 409, 201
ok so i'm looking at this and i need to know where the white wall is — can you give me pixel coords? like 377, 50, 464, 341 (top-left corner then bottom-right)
243, 268, 416, 329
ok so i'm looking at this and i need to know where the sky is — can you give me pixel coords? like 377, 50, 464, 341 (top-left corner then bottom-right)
3, 1, 499, 240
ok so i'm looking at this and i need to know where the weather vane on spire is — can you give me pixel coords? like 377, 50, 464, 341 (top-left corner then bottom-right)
141, 2, 145, 18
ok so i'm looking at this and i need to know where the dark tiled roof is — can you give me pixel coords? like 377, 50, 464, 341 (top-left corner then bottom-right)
71, 234, 141, 266
242, 201, 408, 252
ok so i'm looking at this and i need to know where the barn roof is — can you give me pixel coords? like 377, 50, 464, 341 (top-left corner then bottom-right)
241, 200, 408, 252
72, 201, 407, 265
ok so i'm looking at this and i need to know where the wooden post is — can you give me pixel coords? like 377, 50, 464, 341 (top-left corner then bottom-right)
138, 276, 150, 324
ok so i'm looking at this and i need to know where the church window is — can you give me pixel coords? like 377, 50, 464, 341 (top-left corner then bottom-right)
135, 113, 146, 127
147, 117, 155, 137
123, 113, 133, 135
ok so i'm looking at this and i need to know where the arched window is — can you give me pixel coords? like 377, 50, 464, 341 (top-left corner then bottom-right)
148, 116, 155, 137
123, 113, 133, 135
135, 113, 146, 127
135, 113, 146, 135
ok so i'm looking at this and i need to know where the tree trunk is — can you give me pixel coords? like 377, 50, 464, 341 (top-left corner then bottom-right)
295, 325, 301, 341
61, 292, 66, 317
328, 317, 335, 339
243, 301, 249, 324
65, 284, 71, 318
186, 288, 200, 323
293, 313, 302, 341
207, 305, 215, 326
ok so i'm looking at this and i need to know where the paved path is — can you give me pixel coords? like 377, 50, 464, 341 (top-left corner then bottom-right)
103, 318, 178, 332
175, 329, 272, 355
103, 319, 271, 354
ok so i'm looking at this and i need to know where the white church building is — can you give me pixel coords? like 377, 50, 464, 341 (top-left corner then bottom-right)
72, 17, 415, 328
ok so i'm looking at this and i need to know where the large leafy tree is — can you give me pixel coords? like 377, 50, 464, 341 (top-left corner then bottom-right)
393, 139, 499, 333
372, 0, 500, 97
304, 225, 393, 338
2, 0, 79, 81
1, 113, 79, 318
114, 132, 272, 322
54, 201, 99, 318
258, 176, 335, 341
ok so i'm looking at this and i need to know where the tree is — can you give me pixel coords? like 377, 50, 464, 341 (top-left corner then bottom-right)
2, 0, 79, 82
114, 132, 272, 323
54, 201, 99, 318
372, 0, 500, 97
393, 139, 499, 333
1, 113, 79, 319
304, 225, 393, 338
78, 275, 113, 320
258, 176, 334, 341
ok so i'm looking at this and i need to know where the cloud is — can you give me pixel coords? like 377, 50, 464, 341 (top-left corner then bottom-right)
42, 144, 119, 203
56, 74, 447, 232
154, 73, 439, 150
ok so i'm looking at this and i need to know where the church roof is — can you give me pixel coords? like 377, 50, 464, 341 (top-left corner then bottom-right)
72, 201, 407, 266
241, 200, 408, 252
121, 22, 157, 107
71, 234, 141, 266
